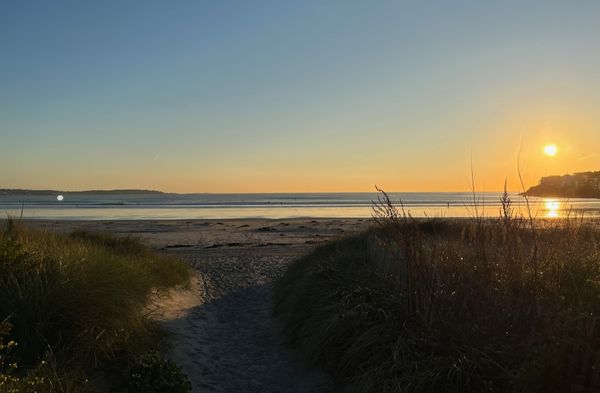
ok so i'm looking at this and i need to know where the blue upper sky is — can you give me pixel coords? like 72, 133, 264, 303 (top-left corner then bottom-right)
2, 1, 600, 192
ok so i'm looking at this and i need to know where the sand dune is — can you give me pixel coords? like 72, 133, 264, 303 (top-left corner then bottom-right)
33, 218, 368, 392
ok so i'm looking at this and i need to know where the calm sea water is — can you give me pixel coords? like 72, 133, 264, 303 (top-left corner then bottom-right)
1, 192, 600, 220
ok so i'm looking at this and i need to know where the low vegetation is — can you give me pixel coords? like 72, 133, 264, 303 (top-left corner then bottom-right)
0, 220, 192, 392
274, 191, 600, 392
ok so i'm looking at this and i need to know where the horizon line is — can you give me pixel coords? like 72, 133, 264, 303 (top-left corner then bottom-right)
1, 188, 516, 194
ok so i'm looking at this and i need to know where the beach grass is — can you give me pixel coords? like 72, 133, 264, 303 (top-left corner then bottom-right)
274, 192, 600, 392
0, 220, 192, 392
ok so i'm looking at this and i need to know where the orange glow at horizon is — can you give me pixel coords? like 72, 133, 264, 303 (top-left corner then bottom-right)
3, 122, 596, 194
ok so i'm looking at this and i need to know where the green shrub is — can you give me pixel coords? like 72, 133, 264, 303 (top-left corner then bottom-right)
127, 352, 191, 393
0, 375, 54, 393
0, 321, 59, 393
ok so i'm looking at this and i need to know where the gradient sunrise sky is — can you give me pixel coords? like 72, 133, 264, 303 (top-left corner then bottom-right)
1, 1, 600, 193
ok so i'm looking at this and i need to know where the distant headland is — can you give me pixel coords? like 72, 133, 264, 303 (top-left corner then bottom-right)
525, 171, 600, 198
0, 189, 166, 196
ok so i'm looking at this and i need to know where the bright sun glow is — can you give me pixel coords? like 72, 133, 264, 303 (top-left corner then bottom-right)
544, 144, 558, 156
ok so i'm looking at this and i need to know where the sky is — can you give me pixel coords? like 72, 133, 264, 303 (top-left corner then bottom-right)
1, 0, 600, 193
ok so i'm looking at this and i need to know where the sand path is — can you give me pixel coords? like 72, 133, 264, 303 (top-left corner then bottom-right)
155, 248, 332, 393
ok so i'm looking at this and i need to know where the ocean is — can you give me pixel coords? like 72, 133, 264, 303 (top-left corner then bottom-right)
1, 192, 600, 220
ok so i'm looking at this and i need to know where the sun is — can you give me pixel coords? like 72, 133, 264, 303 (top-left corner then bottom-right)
543, 144, 558, 156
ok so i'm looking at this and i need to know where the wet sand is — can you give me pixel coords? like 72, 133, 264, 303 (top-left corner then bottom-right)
27, 218, 370, 392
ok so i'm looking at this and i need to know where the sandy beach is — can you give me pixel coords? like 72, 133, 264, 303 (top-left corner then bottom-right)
27, 218, 371, 392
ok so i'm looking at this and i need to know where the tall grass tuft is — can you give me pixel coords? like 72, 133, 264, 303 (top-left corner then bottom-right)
274, 190, 600, 392
0, 220, 192, 391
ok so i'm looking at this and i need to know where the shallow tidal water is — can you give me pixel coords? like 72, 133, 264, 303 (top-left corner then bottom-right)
1, 192, 599, 220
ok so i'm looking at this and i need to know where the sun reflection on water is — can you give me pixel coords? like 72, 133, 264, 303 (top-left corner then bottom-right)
544, 199, 560, 218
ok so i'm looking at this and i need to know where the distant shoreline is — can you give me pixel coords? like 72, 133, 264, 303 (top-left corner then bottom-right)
0, 189, 166, 196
